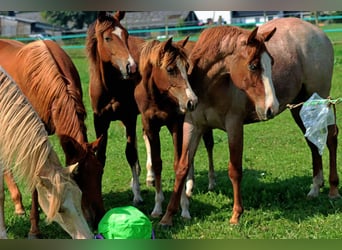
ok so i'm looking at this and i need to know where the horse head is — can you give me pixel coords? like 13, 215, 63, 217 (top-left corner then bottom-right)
36, 162, 93, 239
95, 11, 137, 79
230, 26, 279, 120
140, 37, 198, 113
189, 26, 279, 121
60, 135, 105, 230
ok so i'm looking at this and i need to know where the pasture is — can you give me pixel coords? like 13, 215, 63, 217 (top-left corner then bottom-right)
3, 26, 342, 239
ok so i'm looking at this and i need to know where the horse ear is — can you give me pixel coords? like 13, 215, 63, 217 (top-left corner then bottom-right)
37, 176, 53, 189
60, 135, 84, 162
164, 37, 173, 51
97, 11, 107, 21
247, 27, 259, 45
114, 11, 125, 21
66, 162, 79, 176
88, 135, 103, 152
262, 27, 276, 42
177, 36, 190, 48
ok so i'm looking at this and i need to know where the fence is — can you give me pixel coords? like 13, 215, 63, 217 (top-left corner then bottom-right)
13, 15, 342, 50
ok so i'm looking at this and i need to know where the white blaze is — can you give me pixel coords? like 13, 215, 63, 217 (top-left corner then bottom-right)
261, 52, 279, 115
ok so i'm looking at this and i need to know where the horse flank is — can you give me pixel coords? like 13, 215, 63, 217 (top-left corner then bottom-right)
0, 69, 65, 222
16, 40, 87, 143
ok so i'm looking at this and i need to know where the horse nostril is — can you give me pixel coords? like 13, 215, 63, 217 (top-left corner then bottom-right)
187, 100, 196, 111
266, 108, 274, 119
126, 63, 130, 74
126, 62, 137, 75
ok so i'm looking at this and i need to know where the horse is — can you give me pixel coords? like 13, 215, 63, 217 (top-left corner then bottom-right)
134, 37, 198, 218
149, 23, 279, 226
163, 17, 339, 227
0, 68, 93, 239
86, 11, 147, 205
0, 38, 105, 238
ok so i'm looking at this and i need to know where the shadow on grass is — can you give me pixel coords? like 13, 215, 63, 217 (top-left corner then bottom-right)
102, 186, 217, 239
191, 167, 342, 224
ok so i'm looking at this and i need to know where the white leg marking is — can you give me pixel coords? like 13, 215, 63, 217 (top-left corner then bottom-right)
143, 133, 155, 186
181, 186, 191, 219
131, 161, 143, 204
151, 189, 164, 218
307, 169, 324, 198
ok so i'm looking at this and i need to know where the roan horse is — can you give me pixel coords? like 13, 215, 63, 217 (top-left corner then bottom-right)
86, 11, 147, 204
165, 17, 340, 226
0, 68, 93, 239
155, 24, 279, 226
0, 39, 105, 238
134, 37, 198, 218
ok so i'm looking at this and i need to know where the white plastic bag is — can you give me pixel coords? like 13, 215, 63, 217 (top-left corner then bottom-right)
299, 93, 335, 155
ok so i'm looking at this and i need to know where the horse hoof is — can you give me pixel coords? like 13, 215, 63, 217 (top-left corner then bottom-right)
150, 212, 162, 218
132, 199, 144, 206
328, 192, 341, 200
27, 233, 43, 239
146, 180, 155, 187
14, 209, 25, 216
158, 223, 172, 230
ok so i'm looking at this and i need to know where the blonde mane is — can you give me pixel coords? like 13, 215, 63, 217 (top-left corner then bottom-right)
139, 39, 188, 74
0, 69, 65, 222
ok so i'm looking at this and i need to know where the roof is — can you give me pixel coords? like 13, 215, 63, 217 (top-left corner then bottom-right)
121, 11, 199, 30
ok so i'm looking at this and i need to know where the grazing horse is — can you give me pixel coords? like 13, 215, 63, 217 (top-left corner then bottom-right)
134, 37, 198, 218
156, 24, 278, 226
0, 39, 105, 238
0, 68, 93, 239
86, 11, 146, 205
186, 18, 340, 210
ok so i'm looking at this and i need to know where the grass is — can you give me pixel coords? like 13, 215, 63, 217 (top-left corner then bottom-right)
3, 26, 342, 239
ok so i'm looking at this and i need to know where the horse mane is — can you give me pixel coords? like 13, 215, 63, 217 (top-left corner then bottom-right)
0, 68, 67, 223
189, 26, 250, 69
16, 40, 87, 143
139, 39, 188, 72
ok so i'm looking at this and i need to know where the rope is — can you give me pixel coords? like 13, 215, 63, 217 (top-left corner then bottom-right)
286, 97, 342, 110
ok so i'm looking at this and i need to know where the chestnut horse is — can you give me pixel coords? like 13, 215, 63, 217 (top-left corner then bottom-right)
0, 39, 104, 238
0, 68, 92, 239
166, 17, 339, 226
134, 37, 198, 218
185, 18, 340, 217
156, 24, 278, 226
86, 11, 147, 205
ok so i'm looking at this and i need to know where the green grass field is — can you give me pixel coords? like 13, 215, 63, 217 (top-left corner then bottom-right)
3, 26, 342, 239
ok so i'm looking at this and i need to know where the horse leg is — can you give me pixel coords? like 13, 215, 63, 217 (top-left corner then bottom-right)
226, 120, 244, 224
186, 129, 215, 197
148, 130, 164, 218
124, 118, 143, 205
93, 113, 110, 166
0, 165, 7, 239
326, 123, 340, 198
160, 120, 200, 226
4, 171, 25, 215
143, 131, 154, 187
290, 107, 326, 198
28, 189, 42, 239
204, 129, 216, 191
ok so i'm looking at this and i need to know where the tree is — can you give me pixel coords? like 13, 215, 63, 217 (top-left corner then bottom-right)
41, 11, 98, 29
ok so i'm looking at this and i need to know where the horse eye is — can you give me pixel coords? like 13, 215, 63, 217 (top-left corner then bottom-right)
248, 63, 258, 71
104, 37, 112, 42
167, 67, 176, 75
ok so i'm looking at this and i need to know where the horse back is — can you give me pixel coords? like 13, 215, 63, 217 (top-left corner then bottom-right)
259, 17, 334, 110
43, 40, 83, 97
